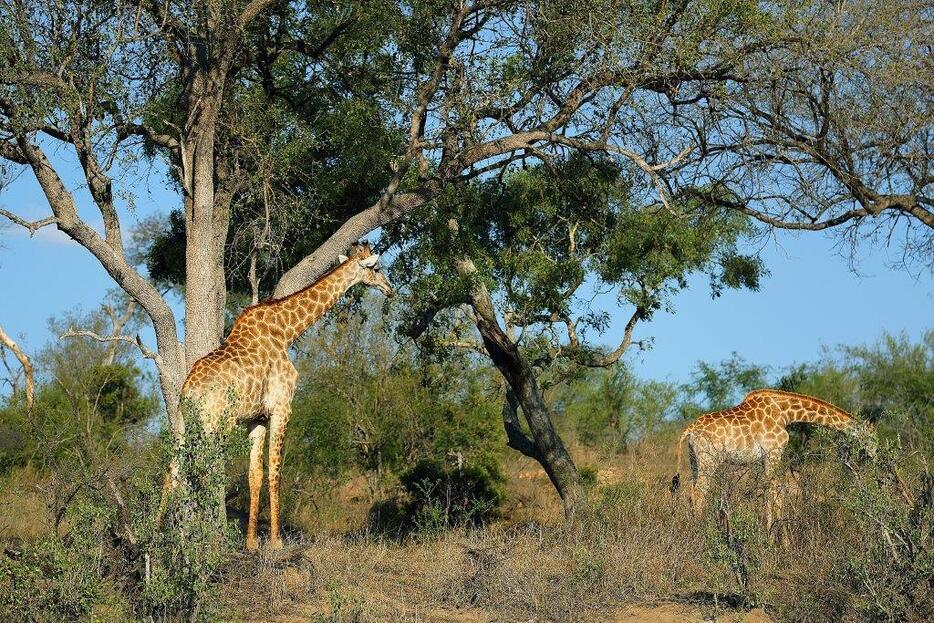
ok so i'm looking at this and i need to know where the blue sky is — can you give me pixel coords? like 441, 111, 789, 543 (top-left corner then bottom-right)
1, 151, 931, 386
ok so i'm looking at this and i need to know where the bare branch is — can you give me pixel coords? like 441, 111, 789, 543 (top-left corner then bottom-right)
60, 328, 160, 363
436, 338, 487, 355
0, 323, 34, 413
115, 121, 181, 154
576, 305, 646, 368
0, 208, 58, 235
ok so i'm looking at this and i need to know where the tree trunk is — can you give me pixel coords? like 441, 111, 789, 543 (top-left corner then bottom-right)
181, 67, 229, 369
501, 388, 585, 517
456, 258, 585, 518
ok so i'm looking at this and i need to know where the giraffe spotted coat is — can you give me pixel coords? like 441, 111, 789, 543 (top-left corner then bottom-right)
673, 388, 866, 529
166, 242, 392, 550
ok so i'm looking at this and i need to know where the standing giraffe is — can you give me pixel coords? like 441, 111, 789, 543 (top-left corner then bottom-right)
164, 242, 392, 550
671, 389, 870, 530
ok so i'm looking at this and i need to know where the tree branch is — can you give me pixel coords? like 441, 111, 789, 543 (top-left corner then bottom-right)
0, 208, 59, 235
12, 135, 184, 422
576, 304, 646, 368
502, 388, 538, 459
0, 323, 34, 413
60, 328, 160, 363
273, 189, 434, 297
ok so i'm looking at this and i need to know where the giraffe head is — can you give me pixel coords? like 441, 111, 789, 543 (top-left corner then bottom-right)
338, 242, 394, 297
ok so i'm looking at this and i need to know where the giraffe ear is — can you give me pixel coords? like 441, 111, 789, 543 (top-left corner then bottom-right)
338, 254, 348, 263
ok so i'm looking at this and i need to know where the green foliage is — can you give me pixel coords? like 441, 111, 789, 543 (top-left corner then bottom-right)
678, 353, 769, 419
393, 156, 763, 353
397, 457, 505, 536
702, 501, 764, 607
284, 298, 506, 523
137, 1, 408, 301
776, 331, 934, 457
0, 410, 243, 622
0, 502, 119, 622
835, 431, 934, 622
0, 305, 157, 474
557, 364, 677, 450
137, 408, 241, 621
577, 464, 599, 488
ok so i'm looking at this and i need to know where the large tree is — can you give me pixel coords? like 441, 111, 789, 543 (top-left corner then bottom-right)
389, 155, 764, 514
0, 0, 930, 443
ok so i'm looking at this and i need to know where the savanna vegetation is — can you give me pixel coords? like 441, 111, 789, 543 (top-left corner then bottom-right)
1, 301, 932, 620
0, 0, 932, 621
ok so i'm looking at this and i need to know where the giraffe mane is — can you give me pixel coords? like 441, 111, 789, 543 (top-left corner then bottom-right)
743, 388, 856, 419
224, 258, 351, 339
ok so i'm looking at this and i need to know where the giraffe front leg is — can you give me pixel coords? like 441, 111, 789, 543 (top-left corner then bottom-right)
155, 457, 180, 528
266, 404, 291, 549
763, 451, 783, 539
246, 423, 267, 552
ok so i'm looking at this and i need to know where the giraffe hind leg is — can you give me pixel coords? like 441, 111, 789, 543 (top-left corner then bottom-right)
246, 423, 267, 552
266, 403, 291, 549
763, 450, 784, 540
689, 445, 714, 514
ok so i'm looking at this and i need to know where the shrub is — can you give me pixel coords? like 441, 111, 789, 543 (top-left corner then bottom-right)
702, 500, 763, 608
0, 501, 120, 622
136, 408, 243, 620
578, 464, 599, 488
0, 406, 244, 623
837, 432, 934, 622
398, 458, 505, 536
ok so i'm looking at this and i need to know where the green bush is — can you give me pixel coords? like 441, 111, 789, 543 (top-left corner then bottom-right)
0, 407, 244, 623
836, 432, 934, 622
136, 407, 243, 620
397, 457, 505, 536
702, 500, 764, 607
578, 464, 599, 488
0, 501, 120, 622
284, 302, 506, 522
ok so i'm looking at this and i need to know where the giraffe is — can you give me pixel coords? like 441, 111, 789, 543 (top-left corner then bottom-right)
163, 242, 393, 550
670, 388, 871, 531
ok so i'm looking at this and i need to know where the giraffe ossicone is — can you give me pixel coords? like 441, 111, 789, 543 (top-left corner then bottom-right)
161, 241, 393, 551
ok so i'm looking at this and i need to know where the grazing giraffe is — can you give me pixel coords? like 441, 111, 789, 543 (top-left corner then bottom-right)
164, 242, 393, 550
671, 389, 870, 530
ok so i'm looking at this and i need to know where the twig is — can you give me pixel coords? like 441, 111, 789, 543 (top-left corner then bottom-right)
0, 208, 58, 236
60, 328, 160, 362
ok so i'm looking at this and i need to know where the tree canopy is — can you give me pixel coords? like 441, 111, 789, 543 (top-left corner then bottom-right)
392, 154, 764, 380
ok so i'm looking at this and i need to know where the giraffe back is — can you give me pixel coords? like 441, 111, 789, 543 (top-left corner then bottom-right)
182, 316, 289, 430
684, 392, 789, 464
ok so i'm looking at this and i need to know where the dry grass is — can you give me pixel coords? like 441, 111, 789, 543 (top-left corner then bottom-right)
2, 428, 926, 622
218, 430, 783, 622
0, 465, 51, 541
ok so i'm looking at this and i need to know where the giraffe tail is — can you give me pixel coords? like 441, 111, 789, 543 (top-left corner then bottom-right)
670, 428, 691, 493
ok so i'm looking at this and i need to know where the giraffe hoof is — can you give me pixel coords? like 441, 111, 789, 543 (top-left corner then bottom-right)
245, 537, 259, 552
268, 537, 283, 550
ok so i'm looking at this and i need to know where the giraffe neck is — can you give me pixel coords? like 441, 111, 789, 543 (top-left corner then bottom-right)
760, 391, 856, 430
266, 261, 358, 345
